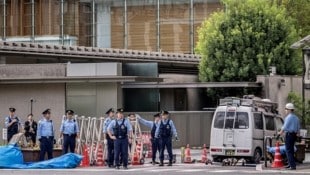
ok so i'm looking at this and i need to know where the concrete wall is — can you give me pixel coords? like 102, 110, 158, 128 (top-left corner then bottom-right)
136, 111, 214, 148
257, 75, 310, 117
0, 64, 66, 78
0, 84, 66, 143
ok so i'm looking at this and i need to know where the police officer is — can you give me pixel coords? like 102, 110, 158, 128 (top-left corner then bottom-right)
60, 110, 79, 154
103, 108, 115, 168
5, 107, 21, 143
37, 109, 55, 161
24, 114, 38, 146
137, 113, 161, 165
107, 108, 133, 170
155, 111, 178, 166
278, 103, 300, 170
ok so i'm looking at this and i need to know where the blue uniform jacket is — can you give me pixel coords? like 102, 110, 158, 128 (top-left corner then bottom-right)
155, 119, 177, 138
37, 118, 54, 139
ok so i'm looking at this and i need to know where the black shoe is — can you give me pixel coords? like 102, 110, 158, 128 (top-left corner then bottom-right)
288, 167, 296, 170
115, 166, 120, 170
108, 165, 115, 168
167, 163, 172, 166
159, 163, 164, 166
285, 165, 291, 169
123, 166, 128, 170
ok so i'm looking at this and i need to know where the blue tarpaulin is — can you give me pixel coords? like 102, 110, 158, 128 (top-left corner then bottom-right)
0, 144, 82, 169
267, 145, 297, 155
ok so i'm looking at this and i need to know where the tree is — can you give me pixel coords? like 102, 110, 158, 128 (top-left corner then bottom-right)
196, 0, 301, 83
280, 0, 310, 38
287, 92, 310, 127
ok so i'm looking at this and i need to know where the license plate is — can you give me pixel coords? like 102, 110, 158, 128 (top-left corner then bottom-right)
225, 150, 235, 156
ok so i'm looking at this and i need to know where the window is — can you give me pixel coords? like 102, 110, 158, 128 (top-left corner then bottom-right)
213, 112, 225, 129
224, 112, 235, 129
254, 113, 263, 130
265, 115, 275, 131
214, 111, 249, 129
234, 112, 249, 129
275, 117, 284, 132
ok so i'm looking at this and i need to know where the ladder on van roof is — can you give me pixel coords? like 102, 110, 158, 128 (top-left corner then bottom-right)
219, 95, 278, 113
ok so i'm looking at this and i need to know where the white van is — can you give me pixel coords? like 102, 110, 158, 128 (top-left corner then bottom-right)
209, 96, 283, 163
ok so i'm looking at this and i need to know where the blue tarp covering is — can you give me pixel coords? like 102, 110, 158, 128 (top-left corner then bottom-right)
267, 145, 297, 155
0, 144, 82, 169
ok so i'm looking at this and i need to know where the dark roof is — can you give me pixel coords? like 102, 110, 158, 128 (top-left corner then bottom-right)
0, 41, 200, 65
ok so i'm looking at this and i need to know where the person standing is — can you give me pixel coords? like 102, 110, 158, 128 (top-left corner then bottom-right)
278, 103, 300, 170
103, 108, 115, 168
107, 108, 133, 170
137, 113, 161, 165
60, 110, 79, 154
24, 114, 38, 146
37, 109, 55, 161
155, 111, 178, 166
5, 107, 21, 143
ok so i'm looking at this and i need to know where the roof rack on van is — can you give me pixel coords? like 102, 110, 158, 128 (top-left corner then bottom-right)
219, 96, 278, 113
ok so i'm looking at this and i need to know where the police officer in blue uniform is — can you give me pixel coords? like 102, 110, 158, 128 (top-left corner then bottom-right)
5, 107, 21, 143
278, 103, 301, 170
137, 113, 161, 165
60, 110, 79, 154
107, 108, 133, 170
103, 108, 115, 168
37, 109, 55, 161
155, 111, 178, 166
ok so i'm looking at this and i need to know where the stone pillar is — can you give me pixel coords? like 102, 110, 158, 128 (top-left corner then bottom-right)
96, 2, 111, 48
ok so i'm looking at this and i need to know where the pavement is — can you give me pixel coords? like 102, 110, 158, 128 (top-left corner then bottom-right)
1, 149, 310, 175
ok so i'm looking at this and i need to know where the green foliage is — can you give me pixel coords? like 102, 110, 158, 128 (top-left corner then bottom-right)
280, 0, 310, 38
196, 0, 301, 82
287, 92, 310, 126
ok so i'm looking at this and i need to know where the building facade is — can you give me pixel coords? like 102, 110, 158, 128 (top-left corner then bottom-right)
0, 0, 222, 53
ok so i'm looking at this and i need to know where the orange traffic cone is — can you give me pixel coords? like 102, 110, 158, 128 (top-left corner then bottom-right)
80, 144, 90, 167
201, 144, 207, 163
271, 141, 284, 168
96, 144, 105, 166
132, 143, 141, 165
184, 144, 192, 163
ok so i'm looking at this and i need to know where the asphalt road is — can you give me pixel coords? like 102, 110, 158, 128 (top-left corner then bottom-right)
1, 163, 310, 175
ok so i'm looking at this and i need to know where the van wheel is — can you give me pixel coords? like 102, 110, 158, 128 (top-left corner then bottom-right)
251, 148, 262, 164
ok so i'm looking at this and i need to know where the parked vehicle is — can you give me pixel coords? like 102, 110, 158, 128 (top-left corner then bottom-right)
210, 95, 283, 163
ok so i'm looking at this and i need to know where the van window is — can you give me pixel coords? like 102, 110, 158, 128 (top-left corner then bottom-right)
214, 111, 249, 129
265, 115, 275, 130
234, 112, 249, 129
224, 112, 235, 129
254, 113, 263, 130
275, 117, 284, 131
214, 112, 225, 128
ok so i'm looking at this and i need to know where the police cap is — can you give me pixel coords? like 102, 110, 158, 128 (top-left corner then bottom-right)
42, 109, 51, 115
105, 108, 114, 114
66, 110, 74, 115
9, 107, 16, 112
153, 113, 160, 118
160, 110, 169, 115
116, 108, 124, 113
